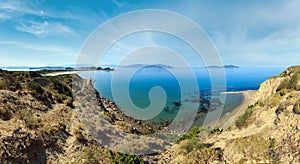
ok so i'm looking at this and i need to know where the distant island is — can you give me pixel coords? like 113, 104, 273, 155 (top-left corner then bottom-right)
118, 64, 174, 69
0, 66, 114, 72
205, 65, 239, 68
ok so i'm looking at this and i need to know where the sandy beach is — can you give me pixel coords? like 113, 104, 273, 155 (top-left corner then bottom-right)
218, 90, 257, 129
43, 70, 87, 76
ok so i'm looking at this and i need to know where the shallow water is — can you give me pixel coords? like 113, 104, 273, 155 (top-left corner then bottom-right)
80, 67, 284, 126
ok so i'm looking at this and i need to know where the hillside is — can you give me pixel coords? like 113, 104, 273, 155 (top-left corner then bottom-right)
0, 70, 144, 163
0, 66, 299, 163
153, 66, 300, 163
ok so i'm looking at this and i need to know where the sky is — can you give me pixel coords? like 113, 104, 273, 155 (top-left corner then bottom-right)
0, 0, 300, 67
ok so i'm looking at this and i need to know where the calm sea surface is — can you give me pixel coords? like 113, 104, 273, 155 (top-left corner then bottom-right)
80, 67, 284, 126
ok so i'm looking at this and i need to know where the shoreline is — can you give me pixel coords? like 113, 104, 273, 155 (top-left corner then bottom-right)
42, 70, 87, 76
46, 70, 257, 131
217, 90, 257, 129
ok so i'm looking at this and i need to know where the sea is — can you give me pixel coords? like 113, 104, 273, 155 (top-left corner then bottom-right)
79, 67, 284, 127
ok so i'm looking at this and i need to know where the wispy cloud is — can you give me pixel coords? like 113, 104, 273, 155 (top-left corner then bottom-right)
0, 0, 45, 17
0, 41, 76, 57
16, 21, 77, 37
0, 12, 10, 20
0, 0, 79, 20
0, 41, 17, 45
0, 0, 79, 37
111, 0, 126, 8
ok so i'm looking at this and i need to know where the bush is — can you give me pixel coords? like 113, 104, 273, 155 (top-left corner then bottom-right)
177, 127, 205, 143
47, 77, 73, 101
290, 72, 300, 90
74, 128, 87, 143
81, 147, 105, 164
186, 147, 223, 163
277, 71, 300, 91
29, 71, 42, 78
293, 99, 300, 114
52, 79, 72, 97
28, 81, 44, 94
235, 105, 254, 129
180, 139, 212, 153
234, 134, 269, 161
8, 81, 22, 91
18, 110, 43, 129
108, 150, 144, 164
0, 105, 12, 120
234, 135, 280, 163
210, 126, 222, 135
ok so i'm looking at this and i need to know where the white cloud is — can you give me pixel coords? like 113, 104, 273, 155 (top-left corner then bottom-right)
0, 12, 10, 20
0, 41, 76, 57
16, 21, 77, 37
0, 41, 17, 45
0, 0, 45, 17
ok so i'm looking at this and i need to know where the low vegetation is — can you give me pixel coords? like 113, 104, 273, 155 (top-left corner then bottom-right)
17, 110, 43, 129
233, 135, 279, 163
293, 99, 300, 114
82, 147, 106, 164
0, 104, 12, 121
277, 70, 300, 91
235, 104, 254, 129
176, 127, 206, 143
108, 150, 144, 164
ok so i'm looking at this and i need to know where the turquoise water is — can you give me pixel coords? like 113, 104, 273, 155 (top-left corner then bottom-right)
80, 67, 284, 126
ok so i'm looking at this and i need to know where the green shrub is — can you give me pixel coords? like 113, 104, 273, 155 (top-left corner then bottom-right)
186, 146, 223, 163
28, 81, 44, 94
291, 72, 300, 90
29, 71, 42, 78
47, 77, 73, 100
293, 99, 300, 114
269, 96, 281, 108
177, 127, 205, 143
0, 105, 12, 120
8, 81, 22, 91
18, 110, 43, 129
277, 71, 300, 91
108, 150, 144, 164
235, 105, 254, 129
74, 128, 87, 143
180, 139, 211, 153
268, 138, 280, 164
82, 147, 104, 164
277, 79, 291, 91
210, 126, 222, 135
53, 79, 72, 97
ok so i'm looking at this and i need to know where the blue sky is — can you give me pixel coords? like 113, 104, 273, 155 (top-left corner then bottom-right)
0, 0, 299, 67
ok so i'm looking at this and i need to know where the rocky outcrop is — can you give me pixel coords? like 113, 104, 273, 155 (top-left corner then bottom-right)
253, 76, 284, 102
